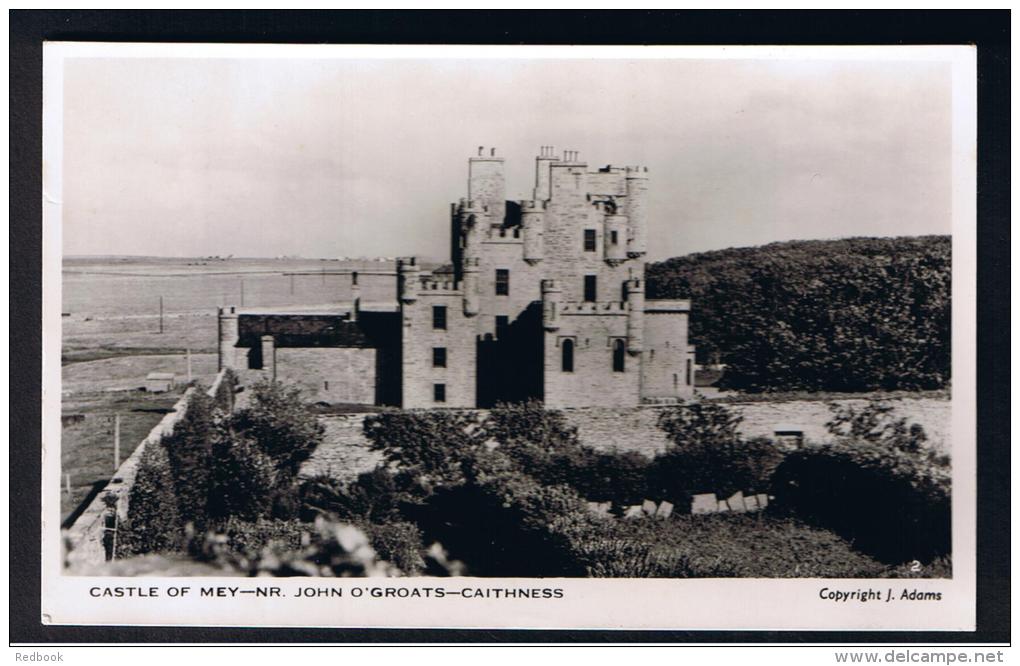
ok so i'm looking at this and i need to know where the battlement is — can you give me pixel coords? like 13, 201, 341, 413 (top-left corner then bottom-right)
470, 145, 503, 161
419, 276, 463, 295
625, 166, 649, 180
559, 301, 629, 315
483, 226, 523, 242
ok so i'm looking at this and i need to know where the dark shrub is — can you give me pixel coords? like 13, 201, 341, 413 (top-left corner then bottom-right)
162, 391, 216, 530
119, 441, 183, 556
603, 513, 888, 578
654, 402, 784, 503
230, 379, 324, 479
210, 517, 311, 561
363, 410, 485, 490
298, 468, 410, 524
770, 440, 950, 563
407, 472, 609, 577
207, 430, 279, 522
190, 518, 401, 577
826, 400, 930, 453
213, 368, 238, 411
486, 400, 581, 465
361, 521, 426, 576
577, 450, 653, 506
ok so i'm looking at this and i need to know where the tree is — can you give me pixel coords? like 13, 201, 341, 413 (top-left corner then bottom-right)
229, 379, 325, 479
207, 429, 279, 522
654, 401, 782, 502
645, 236, 951, 392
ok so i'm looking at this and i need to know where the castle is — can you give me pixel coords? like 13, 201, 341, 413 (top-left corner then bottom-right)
217, 147, 695, 408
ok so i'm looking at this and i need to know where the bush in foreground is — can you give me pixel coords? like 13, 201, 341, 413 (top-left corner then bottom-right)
654, 400, 784, 503
770, 440, 950, 563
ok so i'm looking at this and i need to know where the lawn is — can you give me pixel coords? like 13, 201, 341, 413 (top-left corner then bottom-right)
59, 389, 184, 525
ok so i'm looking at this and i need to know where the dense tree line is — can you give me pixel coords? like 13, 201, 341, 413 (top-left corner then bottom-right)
645, 236, 951, 392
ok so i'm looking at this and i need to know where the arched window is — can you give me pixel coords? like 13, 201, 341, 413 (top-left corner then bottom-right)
612, 339, 626, 372
561, 339, 574, 372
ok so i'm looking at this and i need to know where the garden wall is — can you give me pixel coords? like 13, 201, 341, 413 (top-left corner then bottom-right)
298, 395, 950, 482
564, 396, 950, 457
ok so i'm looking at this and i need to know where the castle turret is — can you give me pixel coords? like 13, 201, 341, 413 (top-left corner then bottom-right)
625, 167, 648, 258
542, 279, 562, 331
603, 212, 629, 264
625, 278, 644, 354
217, 306, 239, 370
468, 147, 505, 225
398, 257, 419, 304
462, 256, 480, 317
521, 199, 545, 264
459, 199, 485, 262
533, 145, 559, 201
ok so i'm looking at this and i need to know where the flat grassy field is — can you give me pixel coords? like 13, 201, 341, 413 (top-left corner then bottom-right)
59, 389, 183, 524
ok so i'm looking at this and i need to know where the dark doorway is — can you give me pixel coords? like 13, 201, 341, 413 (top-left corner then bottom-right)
476, 302, 544, 407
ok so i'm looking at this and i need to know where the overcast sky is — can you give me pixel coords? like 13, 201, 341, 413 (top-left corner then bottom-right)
61, 55, 952, 262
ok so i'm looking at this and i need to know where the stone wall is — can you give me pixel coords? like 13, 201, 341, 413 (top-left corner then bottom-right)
297, 414, 382, 481
563, 396, 951, 457
543, 309, 640, 408
296, 395, 950, 485
275, 347, 377, 404
65, 386, 195, 566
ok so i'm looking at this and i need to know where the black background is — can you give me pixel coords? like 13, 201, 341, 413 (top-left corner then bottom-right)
9, 9, 1010, 644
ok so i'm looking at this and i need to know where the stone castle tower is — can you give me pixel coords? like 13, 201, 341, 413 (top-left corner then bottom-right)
398, 146, 695, 408
218, 146, 694, 409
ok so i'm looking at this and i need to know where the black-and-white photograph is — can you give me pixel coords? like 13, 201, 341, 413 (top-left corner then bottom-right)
40, 42, 977, 630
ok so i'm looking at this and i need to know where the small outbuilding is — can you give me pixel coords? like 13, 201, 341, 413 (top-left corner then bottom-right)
144, 372, 176, 393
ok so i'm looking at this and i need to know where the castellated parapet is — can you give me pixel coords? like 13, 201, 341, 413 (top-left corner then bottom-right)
216, 146, 694, 409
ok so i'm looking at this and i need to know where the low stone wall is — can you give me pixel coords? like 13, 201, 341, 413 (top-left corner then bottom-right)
564, 396, 950, 457
64, 370, 232, 567
297, 396, 950, 484
298, 414, 383, 481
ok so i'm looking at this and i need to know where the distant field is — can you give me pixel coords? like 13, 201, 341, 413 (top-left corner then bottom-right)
63, 256, 402, 359
60, 256, 407, 526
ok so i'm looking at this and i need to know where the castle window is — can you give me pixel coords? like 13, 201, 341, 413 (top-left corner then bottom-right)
495, 315, 509, 339
495, 269, 510, 295
583, 229, 597, 252
610, 230, 619, 246
433, 383, 446, 403
433, 347, 447, 368
584, 275, 597, 302
612, 339, 626, 372
686, 359, 693, 385
561, 339, 575, 372
432, 305, 447, 330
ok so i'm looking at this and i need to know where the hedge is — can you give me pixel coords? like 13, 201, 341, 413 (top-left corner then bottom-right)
770, 440, 951, 563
